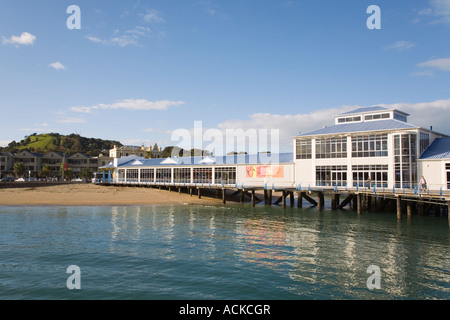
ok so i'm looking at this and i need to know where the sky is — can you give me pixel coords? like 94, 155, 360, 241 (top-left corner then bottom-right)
1, 0, 450, 154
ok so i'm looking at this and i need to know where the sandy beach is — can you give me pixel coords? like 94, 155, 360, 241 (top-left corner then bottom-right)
0, 183, 226, 206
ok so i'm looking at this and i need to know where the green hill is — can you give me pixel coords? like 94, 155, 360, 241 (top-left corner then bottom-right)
0, 133, 122, 156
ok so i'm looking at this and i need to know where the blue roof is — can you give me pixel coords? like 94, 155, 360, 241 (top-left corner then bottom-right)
338, 106, 389, 115
420, 138, 450, 160
116, 152, 294, 168
298, 119, 417, 137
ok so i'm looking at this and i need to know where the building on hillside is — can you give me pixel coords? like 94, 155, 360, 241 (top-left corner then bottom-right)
14, 150, 42, 177
41, 152, 64, 177
109, 145, 146, 158
418, 137, 450, 191
0, 152, 14, 178
293, 106, 447, 189
67, 153, 99, 177
109, 144, 163, 159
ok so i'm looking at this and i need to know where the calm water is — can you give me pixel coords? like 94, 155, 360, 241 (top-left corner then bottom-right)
0, 203, 448, 300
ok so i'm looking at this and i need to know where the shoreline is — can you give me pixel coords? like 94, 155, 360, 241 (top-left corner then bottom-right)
0, 183, 226, 206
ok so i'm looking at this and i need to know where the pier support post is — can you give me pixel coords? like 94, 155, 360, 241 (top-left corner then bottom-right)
222, 189, 226, 205
418, 201, 424, 216
407, 201, 412, 219
198, 188, 202, 199
297, 192, 303, 208
357, 193, 362, 215
240, 189, 245, 203
318, 192, 324, 210
251, 189, 255, 207
331, 193, 340, 210
396, 196, 402, 220
282, 191, 286, 209
264, 190, 268, 205
268, 190, 272, 205
290, 192, 294, 207
448, 201, 450, 226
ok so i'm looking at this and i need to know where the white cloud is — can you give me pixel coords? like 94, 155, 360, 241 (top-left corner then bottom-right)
86, 26, 153, 47
70, 99, 185, 113
417, 57, 450, 71
55, 117, 86, 124
383, 41, 416, 51
49, 62, 66, 71
142, 9, 165, 23
214, 99, 450, 152
418, 0, 450, 24
2, 32, 36, 46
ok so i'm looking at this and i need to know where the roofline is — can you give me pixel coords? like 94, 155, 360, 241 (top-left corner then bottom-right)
337, 107, 410, 117
293, 125, 420, 139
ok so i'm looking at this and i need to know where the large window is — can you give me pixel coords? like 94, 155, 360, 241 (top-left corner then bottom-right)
215, 167, 236, 184
394, 133, 417, 188
315, 137, 347, 159
316, 165, 347, 187
352, 134, 388, 157
193, 168, 212, 184
352, 165, 388, 188
446, 163, 450, 189
140, 168, 154, 182
419, 132, 430, 155
126, 169, 139, 182
296, 139, 312, 159
364, 113, 390, 121
156, 168, 171, 183
337, 116, 361, 123
173, 168, 191, 183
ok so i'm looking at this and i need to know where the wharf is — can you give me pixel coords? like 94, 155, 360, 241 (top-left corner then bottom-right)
97, 181, 450, 224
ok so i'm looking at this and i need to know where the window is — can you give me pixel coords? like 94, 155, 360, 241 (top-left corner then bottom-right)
140, 169, 155, 182
337, 116, 361, 123
315, 137, 347, 159
296, 139, 312, 159
156, 168, 171, 183
394, 133, 417, 188
352, 134, 388, 157
118, 169, 125, 181
393, 113, 407, 122
193, 168, 212, 184
316, 165, 347, 187
364, 113, 390, 121
215, 167, 236, 184
173, 168, 191, 183
419, 132, 430, 155
126, 169, 139, 182
352, 165, 388, 188
446, 163, 450, 189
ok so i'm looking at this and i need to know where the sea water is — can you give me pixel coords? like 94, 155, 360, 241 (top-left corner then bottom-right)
0, 204, 448, 300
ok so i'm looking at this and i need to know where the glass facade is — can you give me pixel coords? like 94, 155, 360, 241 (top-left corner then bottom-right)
316, 165, 347, 187
140, 168, 155, 182
215, 167, 236, 184
173, 168, 191, 183
126, 169, 139, 182
352, 165, 388, 188
193, 168, 212, 184
156, 168, 171, 183
351, 134, 388, 157
295, 139, 312, 159
394, 133, 417, 188
315, 137, 347, 159
419, 132, 430, 155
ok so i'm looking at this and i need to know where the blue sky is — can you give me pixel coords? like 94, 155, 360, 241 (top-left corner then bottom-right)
1, 0, 450, 152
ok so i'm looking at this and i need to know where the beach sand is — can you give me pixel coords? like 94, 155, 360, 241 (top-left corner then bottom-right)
0, 183, 226, 206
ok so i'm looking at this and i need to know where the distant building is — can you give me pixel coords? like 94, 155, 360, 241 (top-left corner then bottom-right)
109, 144, 162, 159
0, 152, 14, 178
14, 150, 42, 177
41, 152, 64, 176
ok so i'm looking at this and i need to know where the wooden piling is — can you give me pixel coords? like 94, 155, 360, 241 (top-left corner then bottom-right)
251, 189, 255, 207
198, 188, 201, 199
282, 191, 286, 209
297, 192, 303, 208
407, 201, 412, 219
396, 196, 402, 220
357, 193, 362, 215
240, 189, 245, 203
222, 189, 226, 205
318, 192, 324, 210
290, 192, 294, 207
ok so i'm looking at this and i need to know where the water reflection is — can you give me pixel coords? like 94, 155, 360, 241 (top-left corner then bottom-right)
104, 205, 449, 299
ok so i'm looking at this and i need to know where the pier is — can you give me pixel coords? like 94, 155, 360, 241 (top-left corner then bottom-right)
96, 180, 450, 225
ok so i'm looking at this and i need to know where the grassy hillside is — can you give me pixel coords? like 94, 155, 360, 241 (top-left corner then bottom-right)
1, 133, 122, 156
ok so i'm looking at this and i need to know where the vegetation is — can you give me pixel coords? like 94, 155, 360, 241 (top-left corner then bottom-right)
0, 133, 122, 156
13, 162, 25, 177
